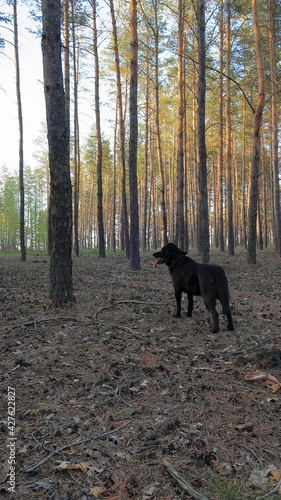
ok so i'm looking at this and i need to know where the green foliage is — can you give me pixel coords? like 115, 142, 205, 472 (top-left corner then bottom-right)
0, 165, 48, 252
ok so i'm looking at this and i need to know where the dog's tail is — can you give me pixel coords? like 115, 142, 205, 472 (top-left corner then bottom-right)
216, 270, 231, 314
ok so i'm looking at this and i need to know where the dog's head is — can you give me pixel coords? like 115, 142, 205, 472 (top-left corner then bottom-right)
153, 243, 187, 267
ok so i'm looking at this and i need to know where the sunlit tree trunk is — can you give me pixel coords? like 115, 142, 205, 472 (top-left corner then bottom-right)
153, 0, 168, 245
247, 0, 265, 264
13, 0, 26, 262
269, 0, 281, 256
196, 0, 209, 263
142, 31, 150, 251
70, 0, 81, 257
225, 1, 234, 255
175, 0, 185, 249
129, 0, 140, 269
109, 0, 130, 258
217, 0, 224, 252
92, 0, 105, 257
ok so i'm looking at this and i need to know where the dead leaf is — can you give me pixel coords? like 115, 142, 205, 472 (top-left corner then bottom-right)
90, 486, 106, 498
245, 370, 281, 392
270, 469, 281, 482
55, 461, 91, 472
215, 463, 233, 476
234, 421, 253, 432
245, 370, 267, 382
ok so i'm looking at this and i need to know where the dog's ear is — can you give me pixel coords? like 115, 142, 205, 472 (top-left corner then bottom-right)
181, 250, 187, 255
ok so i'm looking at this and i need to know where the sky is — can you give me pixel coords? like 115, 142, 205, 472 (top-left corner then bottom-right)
0, 2, 47, 174
0, 2, 103, 175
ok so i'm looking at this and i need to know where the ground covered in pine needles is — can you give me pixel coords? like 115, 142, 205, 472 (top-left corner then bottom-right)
0, 248, 281, 500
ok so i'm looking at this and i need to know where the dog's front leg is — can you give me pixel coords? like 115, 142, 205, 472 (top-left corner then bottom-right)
187, 294, 193, 317
175, 289, 182, 317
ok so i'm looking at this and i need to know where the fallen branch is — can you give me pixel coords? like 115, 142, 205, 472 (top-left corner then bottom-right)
116, 299, 165, 305
90, 306, 110, 319
11, 316, 82, 331
163, 459, 210, 500
22, 420, 132, 473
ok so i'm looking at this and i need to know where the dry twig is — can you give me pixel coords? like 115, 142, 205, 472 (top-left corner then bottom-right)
22, 420, 132, 473
163, 459, 210, 500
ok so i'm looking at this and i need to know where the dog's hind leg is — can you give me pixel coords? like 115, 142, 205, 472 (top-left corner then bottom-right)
211, 309, 219, 333
187, 294, 193, 317
175, 290, 182, 317
204, 299, 219, 333
225, 310, 234, 331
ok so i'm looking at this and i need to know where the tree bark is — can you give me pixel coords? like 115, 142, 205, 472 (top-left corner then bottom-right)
71, 0, 80, 257
247, 0, 265, 264
13, 0, 26, 262
92, 0, 105, 257
129, 0, 141, 269
42, 0, 74, 305
269, 0, 281, 256
225, 1, 234, 255
153, 0, 168, 246
109, 0, 130, 258
196, 0, 209, 263
217, 0, 224, 252
176, 0, 185, 249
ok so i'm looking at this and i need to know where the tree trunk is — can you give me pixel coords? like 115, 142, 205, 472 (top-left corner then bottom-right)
176, 0, 185, 249
153, 0, 168, 246
217, 0, 224, 252
13, 0, 26, 262
93, 0, 105, 257
42, 0, 74, 305
142, 32, 150, 251
109, 0, 130, 258
269, 0, 281, 256
247, 0, 265, 264
71, 0, 80, 257
225, 1, 234, 255
129, 0, 140, 269
196, 0, 209, 263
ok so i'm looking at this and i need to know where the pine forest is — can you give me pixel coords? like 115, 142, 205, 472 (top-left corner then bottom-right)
1, 0, 281, 261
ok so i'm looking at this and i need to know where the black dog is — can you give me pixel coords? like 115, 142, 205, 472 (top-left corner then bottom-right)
153, 243, 234, 333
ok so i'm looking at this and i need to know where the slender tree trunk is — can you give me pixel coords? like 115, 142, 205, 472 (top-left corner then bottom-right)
63, 0, 70, 128
71, 0, 80, 256
93, 0, 105, 257
109, 0, 130, 258
153, 1, 168, 245
42, 0, 74, 305
13, 0, 26, 262
142, 33, 150, 251
247, 0, 265, 264
225, 1, 234, 255
112, 106, 117, 251
176, 0, 185, 249
196, 0, 209, 262
269, 0, 281, 256
217, 0, 224, 252
129, 0, 140, 269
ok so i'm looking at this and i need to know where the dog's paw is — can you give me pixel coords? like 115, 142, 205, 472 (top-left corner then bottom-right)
212, 327, 219, 333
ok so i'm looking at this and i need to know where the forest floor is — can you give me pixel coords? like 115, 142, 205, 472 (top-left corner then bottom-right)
0, 248, 281, 500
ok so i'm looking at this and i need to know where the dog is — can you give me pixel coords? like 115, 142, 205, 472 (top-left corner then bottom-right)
153, 243, 234, 333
